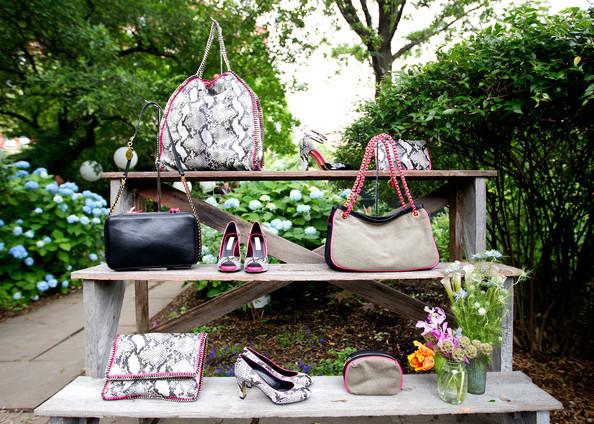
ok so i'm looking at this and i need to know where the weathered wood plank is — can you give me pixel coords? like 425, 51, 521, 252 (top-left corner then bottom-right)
35, 373, 561, 419
135, 183, 324, 264
102, 170, 498, 181
153, 280, 292, 332
492, 277, 515, 372
462, 177, 487, 258
329, 280, 445, 322
72, 263, 523, 283
449, 182, 464, 261
83, 280, 126, 378
134, 281, 149, 334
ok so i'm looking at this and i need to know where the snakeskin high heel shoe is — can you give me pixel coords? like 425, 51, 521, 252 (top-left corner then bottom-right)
244, 222, 268, 273
242, 346, 312, 388
217, 221, 241, 272
299, 129, 353, 171
234, 354, 312, 404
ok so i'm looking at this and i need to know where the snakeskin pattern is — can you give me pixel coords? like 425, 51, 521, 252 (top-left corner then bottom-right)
242, 348, 312, 388
159, 72, 264, 171
234, 356, 311, 404
217, 255, 241, 271
244, 256, 269, 272
102, 333, 207, 402
377, 139, 431, 170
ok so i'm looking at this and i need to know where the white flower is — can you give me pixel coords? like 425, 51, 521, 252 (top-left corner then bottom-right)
248, 200, 262, 211
289, 189, 302, 202
266, 202, 277, 210
202, 254, 216, 264
339, 189, 351, 198
270, 219, 283, 230
223, 198, 240, 209
205, 196, 219, 207
474, 302, 481, 309
310, 190, 323, 199
296, 204, 311, 214
478, 307, 487, 316
304, 226, 317, 236
281, 220, 292, 231
259, 194, 271, 202
484, 250, 502, 259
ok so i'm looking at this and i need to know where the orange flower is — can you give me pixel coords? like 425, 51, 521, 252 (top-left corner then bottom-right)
407, 341, 435, 372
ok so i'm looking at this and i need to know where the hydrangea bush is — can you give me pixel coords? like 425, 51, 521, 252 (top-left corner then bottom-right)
0, 158, 106, 309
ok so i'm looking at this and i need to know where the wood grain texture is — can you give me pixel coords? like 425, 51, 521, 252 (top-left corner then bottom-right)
83, 280, 126, 378
463, 178, 487, 258
492, 277, 515, 372
154, 281, 292, 332
134, 281, 149, 334
102, 170, 498, 181
72, 263, 523, 283
35, 373, 561, 419
135, 184, 324, 264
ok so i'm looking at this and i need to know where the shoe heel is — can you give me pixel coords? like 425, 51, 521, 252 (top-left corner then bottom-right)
237, 379, 248, 399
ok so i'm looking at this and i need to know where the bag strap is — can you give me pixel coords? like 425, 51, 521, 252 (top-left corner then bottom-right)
342, 133, 418, 219
196, 18, 232, 78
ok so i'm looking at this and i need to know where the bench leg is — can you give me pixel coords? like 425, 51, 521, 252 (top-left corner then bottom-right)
50, 418, 97, 424
492, 276, 514, 372
83, 279, 126, 377
135, 280, 150, 333
502, 411, 550, 424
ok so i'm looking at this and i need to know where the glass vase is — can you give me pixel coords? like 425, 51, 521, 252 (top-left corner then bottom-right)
467, 357, 488, 394
437, 361, 467, 404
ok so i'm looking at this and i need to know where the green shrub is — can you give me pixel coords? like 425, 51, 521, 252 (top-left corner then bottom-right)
310, 347, 357, 376
0, 157, 106, 309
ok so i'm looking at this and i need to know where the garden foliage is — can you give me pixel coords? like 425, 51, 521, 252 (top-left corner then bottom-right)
337, 5, 594, 354
0, 157, 105, 309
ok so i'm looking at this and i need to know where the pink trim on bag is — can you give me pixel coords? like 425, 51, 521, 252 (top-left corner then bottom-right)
343, 356, 404, 394
328, 210, 440, 272
158, 72, 262, 170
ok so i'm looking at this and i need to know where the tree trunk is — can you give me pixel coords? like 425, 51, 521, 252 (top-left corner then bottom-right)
371, 45, 394, 95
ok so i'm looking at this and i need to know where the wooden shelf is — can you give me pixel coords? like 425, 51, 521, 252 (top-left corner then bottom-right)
101, 170, 497, 181
72, 262, 522, 283
35, 373, 561, 419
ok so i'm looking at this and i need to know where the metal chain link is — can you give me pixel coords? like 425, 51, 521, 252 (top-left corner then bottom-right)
108, 178, 126, 217
196, 19, 232, 78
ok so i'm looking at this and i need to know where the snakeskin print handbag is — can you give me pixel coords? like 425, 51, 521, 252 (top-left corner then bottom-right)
376, 139, 432, 170
158, 19, 264, 171
102, 333, 208, 402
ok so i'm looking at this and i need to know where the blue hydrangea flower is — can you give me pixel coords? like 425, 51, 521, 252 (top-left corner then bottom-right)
13, 226, 23, 236
58, 204, 68, 212
34, 207, 43, 214
15, 161, 30, 169
44, 274, 55, 282
59, 188, 74, 196
25, 180, 39, 190
15, 170, 29, 178
91, 217, 101, 225
12, 292, 22, 300
296, 204, 311, 214
24, 230, 35, 238
48, 279, 58, 288
89, 253, 98, 261
0, 242, 5, 252
201, 246, 210, 255
289, 189, 302, 202
202, 254, 216, 264
66, 215, 79, 224
270, 218, 283, 231
0, 219, 4, 226
248, 200, 262, 211
310, 190, 323, 199
45, 183, 59, 194
82, 206, 92, 214
262, 222, 278, 235
43, 236, 52, 243
281, 220, 292, 231
36, 281, 49, 292
15, 219, 23, 225
72, 193, 81, 200
454, 289, 468, 301
60, 182, 79, 192
91, 208, 103, 217
304, 226, 318, 236
67, 264, 72, 271
61, 280, 69, 288
223, 198, 240, 209
80, 216, 90, 225
25, 257, 35, 266
36, 240, 45, 248
33, 168, 48, 176
339, 189, 352, 198
53, 194, 64, 204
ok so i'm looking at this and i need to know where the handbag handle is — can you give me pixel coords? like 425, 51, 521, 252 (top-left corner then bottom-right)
342, 133, 418, 219
109, 101, 202, 259
196, 18, 232, 78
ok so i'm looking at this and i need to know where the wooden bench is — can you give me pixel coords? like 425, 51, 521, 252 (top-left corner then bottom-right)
34, 170, 562, 422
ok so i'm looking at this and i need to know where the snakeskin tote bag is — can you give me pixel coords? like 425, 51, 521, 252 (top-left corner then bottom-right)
324, 134, 439, 272
102, 333, 208, 402
158, 19, 264, 171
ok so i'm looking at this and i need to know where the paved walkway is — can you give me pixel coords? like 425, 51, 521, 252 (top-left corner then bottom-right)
0, 281, 184, 411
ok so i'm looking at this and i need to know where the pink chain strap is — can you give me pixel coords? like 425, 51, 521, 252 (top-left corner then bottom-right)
342, 134, 418, 219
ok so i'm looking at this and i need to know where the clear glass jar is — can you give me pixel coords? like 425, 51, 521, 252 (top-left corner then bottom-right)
467, 357, 488, 394
437, 361, 467, 404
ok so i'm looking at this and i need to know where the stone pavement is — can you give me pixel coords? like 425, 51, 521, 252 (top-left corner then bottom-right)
0, 281, 184, 411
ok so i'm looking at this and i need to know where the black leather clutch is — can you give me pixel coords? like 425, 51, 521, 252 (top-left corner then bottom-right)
104, 101, 201, 271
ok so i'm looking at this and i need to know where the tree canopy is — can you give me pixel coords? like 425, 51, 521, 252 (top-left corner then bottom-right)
0, 0, 296, 181
337, 5, 594, 355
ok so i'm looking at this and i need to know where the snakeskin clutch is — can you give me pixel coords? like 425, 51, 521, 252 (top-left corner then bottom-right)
102, 333, 208, 402
376, 139, 432, 170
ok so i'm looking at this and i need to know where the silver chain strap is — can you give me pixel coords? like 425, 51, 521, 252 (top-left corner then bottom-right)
196, 18, 232, 78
